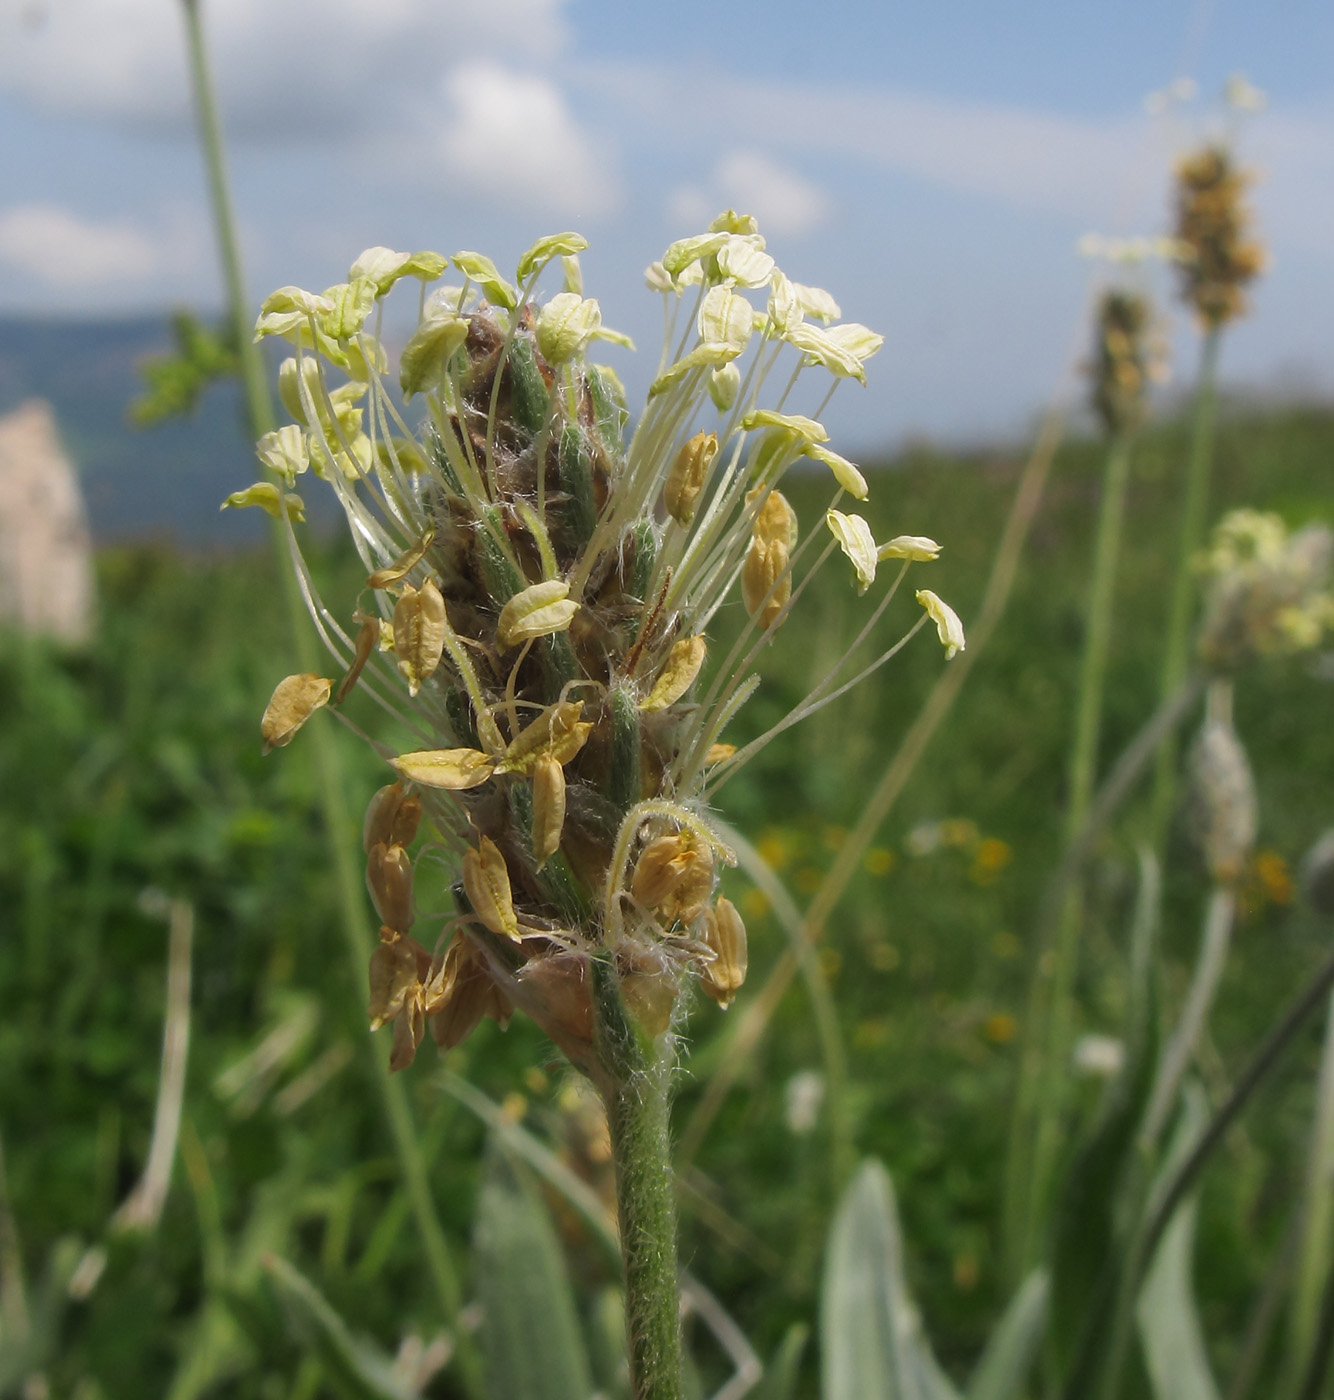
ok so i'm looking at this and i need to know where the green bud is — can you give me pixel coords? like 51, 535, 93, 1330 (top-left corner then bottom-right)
607, 684, 642, 815
506, 336, 551, 438
558, 425, 598, 549
628, 519, 658, 614
588, 365, 628, 458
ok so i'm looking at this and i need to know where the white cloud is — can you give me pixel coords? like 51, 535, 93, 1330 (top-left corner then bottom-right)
713, 151, 829, 235
0, 204, 157, 285
439, 62, 617, 220
0, 0, 568, 134
0, 203, 203, 288
667, 185, 713, 230
668, 152, 829, 237
579, 62, 1156, 227
1249, 103, 1334, 260
588, 61, 1334, 265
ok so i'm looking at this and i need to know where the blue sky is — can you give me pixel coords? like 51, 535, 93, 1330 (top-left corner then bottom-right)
0, 0, 1330, 452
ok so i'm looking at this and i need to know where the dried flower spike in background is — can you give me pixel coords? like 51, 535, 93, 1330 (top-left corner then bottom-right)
1173, 145, 1266, 329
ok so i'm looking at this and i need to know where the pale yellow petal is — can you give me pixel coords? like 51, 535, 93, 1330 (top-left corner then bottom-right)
497, 580, 580, 648
367, 530, 435, 589
916, 588, 966, 659
878, 535, 941, 562
531, 755, 566, 870
391, 748, 496, 789
392, 580, 446, 696
826, 510, 878, 594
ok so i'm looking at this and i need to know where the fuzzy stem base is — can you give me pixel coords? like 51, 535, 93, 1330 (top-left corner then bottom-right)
594, 963, 684, 1400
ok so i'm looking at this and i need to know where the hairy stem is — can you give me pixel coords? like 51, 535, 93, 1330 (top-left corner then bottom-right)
1149, 327, 1221, 850
594, 964, 684, 1400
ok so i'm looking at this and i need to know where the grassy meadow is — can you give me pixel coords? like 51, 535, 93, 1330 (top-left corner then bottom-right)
2, 396, 1331, 1398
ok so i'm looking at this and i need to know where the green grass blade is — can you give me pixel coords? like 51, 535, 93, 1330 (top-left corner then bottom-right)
821, 1159, 959, 1400
1048, 850, 1160, 1389
474, 1147, 596, 1400
440, 1072, 621, 1268
965, 1270, 1049, 1400
1136, 1085, 1220, 1400
754, 1322, 808, 1400
264, 1255, 417, 1400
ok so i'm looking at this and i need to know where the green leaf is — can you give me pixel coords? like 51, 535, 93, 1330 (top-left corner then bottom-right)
440, 1073, 620, 1268
0, 1237, 81, 1392
755, 1322, 808, 1400
587, 1287, 631, 1400
474, 1147, 596, 1400
821, 1159, 960, 1400
1136, 1085, 1220, 1400
130, 311, 239, 427
965, 1271, 1049, 1400
263, 1254, 416, 1400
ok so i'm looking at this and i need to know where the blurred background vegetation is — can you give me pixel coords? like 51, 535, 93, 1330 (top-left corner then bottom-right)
2, 364, 1330, 1394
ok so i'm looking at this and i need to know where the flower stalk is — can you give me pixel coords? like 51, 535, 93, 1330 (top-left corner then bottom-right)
1006, 287, 1158, 1276
1151, 142, 1264, 849
178, 1, 476, 1382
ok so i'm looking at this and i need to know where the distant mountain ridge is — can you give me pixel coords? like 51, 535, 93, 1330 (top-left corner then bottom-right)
0, 316, 280, 545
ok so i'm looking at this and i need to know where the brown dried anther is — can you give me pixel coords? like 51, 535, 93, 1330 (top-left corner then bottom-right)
392, 579, 447, 696
366, 841, 415, 933
462, 835, 522, 941
261, 673, 332, 752
698, 897, 748, 1008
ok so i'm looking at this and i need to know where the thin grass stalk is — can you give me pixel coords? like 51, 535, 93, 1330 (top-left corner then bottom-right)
178, 4, 475, 1385
677, 403, 1065, 1170
1144, 886, 1236, 1145
1011, 429, 1136, 1275
1226, 1198, 1304, 1400
1003, 673, 1206, 1285
1295, 1268, 1334, 1400
1281, 985, 1334, 1398
111, 898, 193, 1233
719, 819, 853, 1188
1149, 327, 1222, 849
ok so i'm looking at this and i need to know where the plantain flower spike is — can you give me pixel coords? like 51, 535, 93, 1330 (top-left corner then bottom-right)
1196, 509, 1334, 672
1172, 144, 1266, 329
242, 219, 957, 1072
1088, 289, 1167, 438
